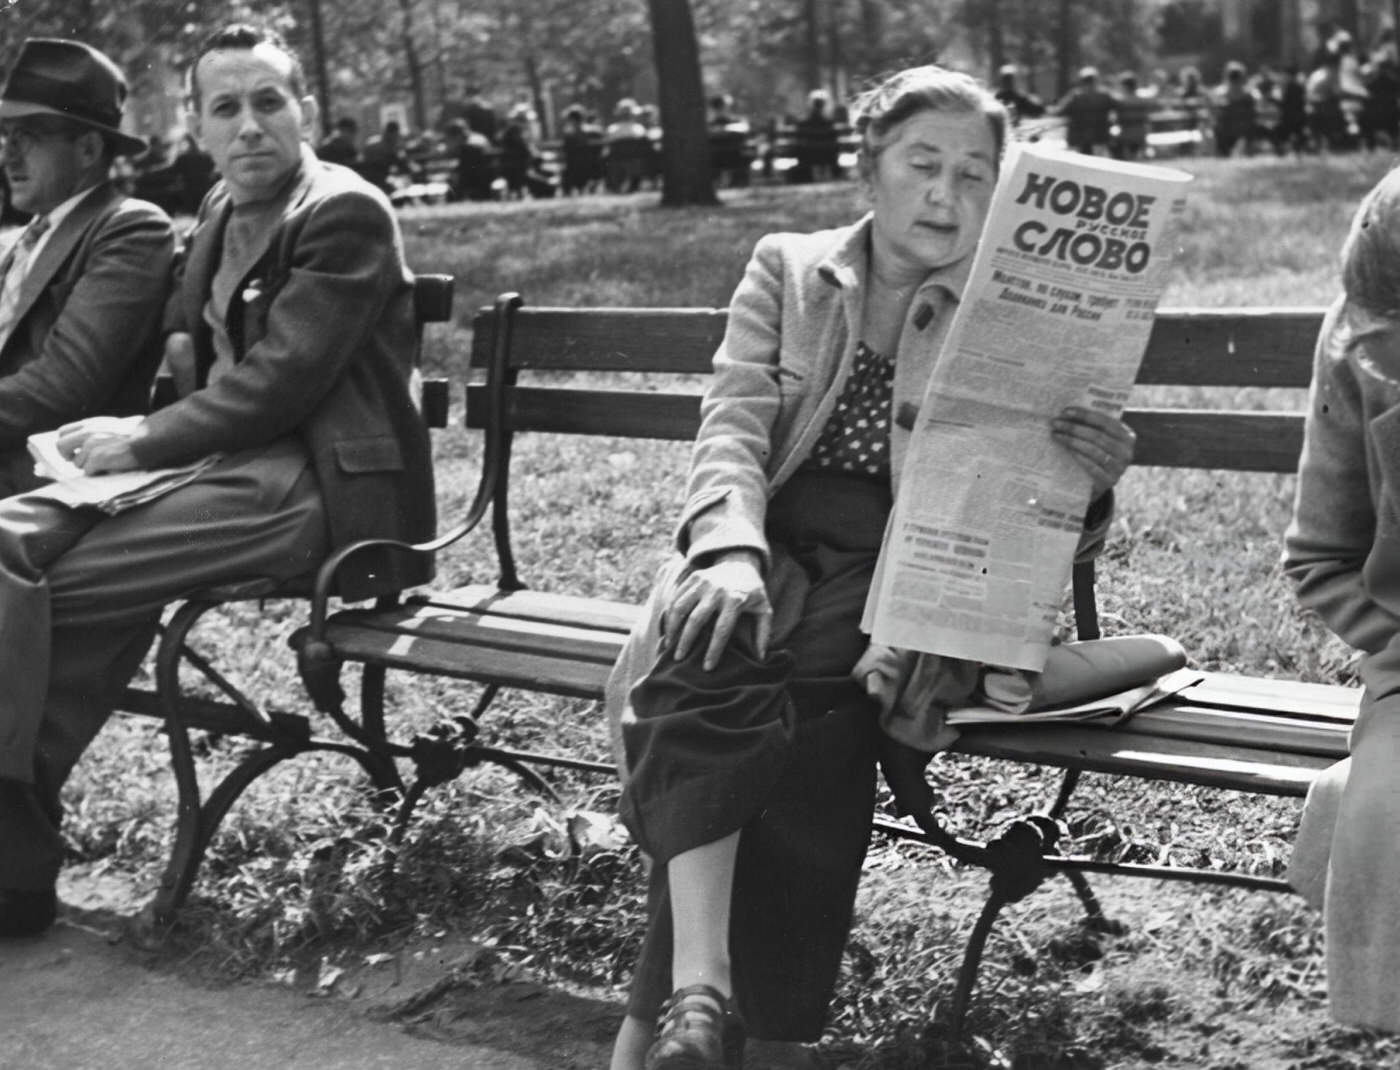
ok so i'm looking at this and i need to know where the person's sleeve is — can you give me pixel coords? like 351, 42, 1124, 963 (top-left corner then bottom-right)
131, 187, 403, 468
676, 235, 787, 569
1283, 300, 1397, 654
0, 200, 174, 448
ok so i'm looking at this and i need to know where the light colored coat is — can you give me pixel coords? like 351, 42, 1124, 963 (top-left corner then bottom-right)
1284, 294, 1400, 1030
606, 218, 1111, 767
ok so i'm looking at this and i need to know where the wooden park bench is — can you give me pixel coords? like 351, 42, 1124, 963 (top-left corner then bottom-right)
275, 294, 1352, 1031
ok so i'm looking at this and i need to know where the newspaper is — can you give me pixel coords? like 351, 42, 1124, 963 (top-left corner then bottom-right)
862, 143, 1192, 670
945, 667, 1204, 727
27, 421, 219, 515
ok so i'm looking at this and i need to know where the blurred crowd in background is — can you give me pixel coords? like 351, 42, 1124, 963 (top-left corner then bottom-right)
52, 24, 1400, 218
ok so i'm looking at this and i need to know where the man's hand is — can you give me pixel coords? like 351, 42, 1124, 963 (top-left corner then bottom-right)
1051, 405, 1136, 496
662, 549, 771, 671
56, 416, 146, 475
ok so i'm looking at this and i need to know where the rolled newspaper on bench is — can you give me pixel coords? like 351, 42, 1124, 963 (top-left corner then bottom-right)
881, 633, 1195, 750
981, 633, 1188, 711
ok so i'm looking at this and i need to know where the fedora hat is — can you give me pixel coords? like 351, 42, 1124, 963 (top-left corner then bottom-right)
0, 38, 147, 156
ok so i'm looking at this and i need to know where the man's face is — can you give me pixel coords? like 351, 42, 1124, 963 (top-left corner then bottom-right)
0, 119, 89, 215
190, 43, 315, 203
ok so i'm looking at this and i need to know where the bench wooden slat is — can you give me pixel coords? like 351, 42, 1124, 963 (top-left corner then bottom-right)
320, 625, 613, 699
329, 604, 625, 666
469, 306, 1325, 387
467, 385, 703, 440
469, 389, 1308, 472
1137, 308, 1325, 387
1124, 703, 1349, 758
1186, 670, 1360, 721
1126, 409, 1304, 471
950, 723, 1331, 796
471, 307, 724, 372
411, 585, 644, 634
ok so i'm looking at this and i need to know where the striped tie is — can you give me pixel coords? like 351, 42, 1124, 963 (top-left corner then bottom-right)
0, 216, 50, 347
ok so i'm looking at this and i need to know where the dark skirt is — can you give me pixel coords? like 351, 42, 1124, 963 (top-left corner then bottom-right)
620, 470, 891, 1041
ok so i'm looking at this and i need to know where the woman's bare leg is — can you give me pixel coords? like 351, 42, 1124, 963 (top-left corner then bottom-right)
667, 830, 740, 994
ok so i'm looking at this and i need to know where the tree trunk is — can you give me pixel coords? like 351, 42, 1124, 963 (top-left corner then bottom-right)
985, 0, 1005, 80
305, 0, 332, 137
647, 0, 719, 206
804, 0, 822, 91
827, 0, 843, 103
1055, 0, 1075, 98
396, 0, 428, 131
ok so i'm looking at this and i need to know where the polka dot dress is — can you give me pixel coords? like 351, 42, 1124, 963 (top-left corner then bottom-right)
805, 341, 894, 480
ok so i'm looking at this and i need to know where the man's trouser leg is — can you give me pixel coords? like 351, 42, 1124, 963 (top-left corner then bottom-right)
0, 447, 328, 890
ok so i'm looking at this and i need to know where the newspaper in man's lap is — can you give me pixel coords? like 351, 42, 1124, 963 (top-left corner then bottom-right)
27, 425, 219, 516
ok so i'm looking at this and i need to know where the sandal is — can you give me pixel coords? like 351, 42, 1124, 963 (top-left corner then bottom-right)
644, 983, 745, 1070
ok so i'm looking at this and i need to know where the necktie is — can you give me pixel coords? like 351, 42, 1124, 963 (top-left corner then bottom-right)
0, 215, 50, 347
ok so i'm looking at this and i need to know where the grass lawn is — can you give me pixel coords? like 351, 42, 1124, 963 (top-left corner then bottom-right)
64, 150, 1400, 1069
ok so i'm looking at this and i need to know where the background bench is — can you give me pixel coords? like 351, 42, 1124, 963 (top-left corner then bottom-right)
285, 294, 1347, 1030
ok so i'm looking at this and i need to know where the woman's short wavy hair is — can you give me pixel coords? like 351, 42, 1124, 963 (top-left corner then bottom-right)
851, 65, 1009, 177
1342, 168, 1400, 320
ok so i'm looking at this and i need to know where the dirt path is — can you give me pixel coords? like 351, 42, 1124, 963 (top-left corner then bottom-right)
0, 872, 620, 1070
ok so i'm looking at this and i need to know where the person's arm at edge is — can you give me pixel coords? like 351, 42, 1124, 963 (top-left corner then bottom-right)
1283, 298, 1399, 654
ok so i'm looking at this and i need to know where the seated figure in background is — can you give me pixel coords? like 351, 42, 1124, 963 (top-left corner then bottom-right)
0, 21, 435, 940
317, 116, 360, 168
443, 118, 496, 201
791, 88, 841, 182
604, 98, 655, 194
0, 37, 174, 497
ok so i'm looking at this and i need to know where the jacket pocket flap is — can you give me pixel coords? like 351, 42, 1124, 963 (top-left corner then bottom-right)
333, 436, 405, 473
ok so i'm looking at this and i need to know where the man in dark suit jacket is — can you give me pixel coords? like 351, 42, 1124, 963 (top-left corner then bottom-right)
0, 23, 435, 938
0, 38, 174, 496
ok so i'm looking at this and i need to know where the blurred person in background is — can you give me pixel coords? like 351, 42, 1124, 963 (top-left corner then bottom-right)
317, 116, 360, 167
1112, 71, 1154, 159
1053, 66, 1116, 156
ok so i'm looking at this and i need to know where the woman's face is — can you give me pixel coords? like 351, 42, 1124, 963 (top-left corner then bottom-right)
862, 107, 998, 279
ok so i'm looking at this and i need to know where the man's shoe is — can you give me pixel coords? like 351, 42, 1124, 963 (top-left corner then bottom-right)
0, 886, 57, 937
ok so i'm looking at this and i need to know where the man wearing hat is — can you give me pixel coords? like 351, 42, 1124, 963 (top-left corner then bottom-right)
0, 37, 175, 496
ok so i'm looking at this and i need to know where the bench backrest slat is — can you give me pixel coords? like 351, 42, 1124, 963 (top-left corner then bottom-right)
1136, 309, 1323, 387
1127, 409, 1305, 471
467, 303, 1329, 473
475, 307, 726, 372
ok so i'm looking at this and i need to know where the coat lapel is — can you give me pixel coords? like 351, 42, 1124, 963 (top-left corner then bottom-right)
8, 183, 119, 327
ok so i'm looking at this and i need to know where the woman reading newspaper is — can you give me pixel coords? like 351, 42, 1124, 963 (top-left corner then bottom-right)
605, 66, 1135, 1070
1286, 166, 1400, 1030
